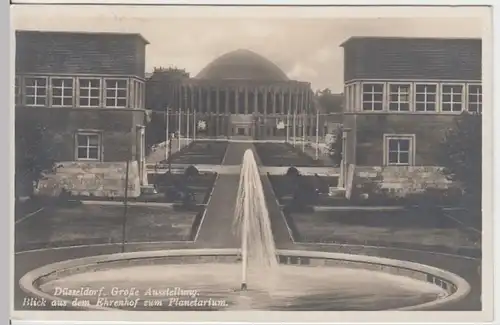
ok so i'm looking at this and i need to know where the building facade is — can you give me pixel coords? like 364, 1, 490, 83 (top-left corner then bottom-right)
15, 30, 150, 197
340, 37, 482, 194
147, 49, 328, 140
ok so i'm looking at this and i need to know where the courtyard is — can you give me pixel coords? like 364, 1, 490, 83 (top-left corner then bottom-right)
14, 142, 481, 312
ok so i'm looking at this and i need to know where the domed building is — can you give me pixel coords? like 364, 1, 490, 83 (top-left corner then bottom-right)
150, 49, 319, 139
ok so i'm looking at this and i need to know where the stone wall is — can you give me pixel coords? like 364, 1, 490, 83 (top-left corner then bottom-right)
16, 31, 147, 77
353, 166, 456, 197
35, 161, 141, 198
352, 113, 457, 166
16, 107, 144, 162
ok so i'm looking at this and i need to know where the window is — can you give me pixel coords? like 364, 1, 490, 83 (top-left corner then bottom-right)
76, 133, 101, 161
415, 84, 437, 112
468, 84, 482, 113
15, 76, 21, 104
384, 135, 415, 166
132, 80, 143, 109
389, 84, 411, 111
24, 77, 47, 106
362, 83, 384, 111
350, 84, 356, 111
79, 78, 101, 107
441, 84, 463, 112
51, 78, 74, 107
139, 82, 144, 108
105, 79, 127, 108
345, 85, 352, 111
130, 81, 136, 108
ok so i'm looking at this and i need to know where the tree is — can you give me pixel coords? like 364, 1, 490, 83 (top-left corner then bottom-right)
151, 66, 190, 79
145, 66, 192, 151
15, 119, 56, 198
438, 112, 482, 208
314, 89, 344, 113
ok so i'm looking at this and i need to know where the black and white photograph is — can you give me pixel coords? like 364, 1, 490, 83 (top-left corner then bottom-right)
10, 4, 493, 323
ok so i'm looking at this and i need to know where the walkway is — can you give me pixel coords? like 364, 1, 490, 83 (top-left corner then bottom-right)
148, 164, 340, 176
194, 141, 293, 248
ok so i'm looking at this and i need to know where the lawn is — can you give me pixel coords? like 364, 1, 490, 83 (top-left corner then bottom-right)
165, 141, 228, 165
288, 209, 481, 255
15, 204, 203, 251
254, 142, 328, 167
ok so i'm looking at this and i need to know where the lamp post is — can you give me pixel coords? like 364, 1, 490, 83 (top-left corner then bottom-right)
339, 127, 351, 188
165, 107, 170, 162
178, 106, 182, 151
121, 152, 131, 254
301, 112, 306, 153
167, 132, 173, 174
315, 109, 320, 160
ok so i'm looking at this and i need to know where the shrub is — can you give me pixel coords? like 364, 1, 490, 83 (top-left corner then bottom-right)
184, 165, 199, 179
286, 166, 300, 177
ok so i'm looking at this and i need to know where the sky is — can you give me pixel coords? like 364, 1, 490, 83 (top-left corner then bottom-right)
12, 6, 487, 92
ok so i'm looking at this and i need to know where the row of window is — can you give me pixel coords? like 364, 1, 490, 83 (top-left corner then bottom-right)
345, 82, 482, 113
15, 76, 145, 109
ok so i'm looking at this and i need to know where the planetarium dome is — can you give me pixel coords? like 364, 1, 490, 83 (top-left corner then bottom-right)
196, 49, 289, 81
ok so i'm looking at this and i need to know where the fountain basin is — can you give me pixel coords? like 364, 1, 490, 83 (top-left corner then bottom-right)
19, 249, 470, 311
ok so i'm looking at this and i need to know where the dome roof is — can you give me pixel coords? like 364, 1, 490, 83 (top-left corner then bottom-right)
196, 49, 289, 81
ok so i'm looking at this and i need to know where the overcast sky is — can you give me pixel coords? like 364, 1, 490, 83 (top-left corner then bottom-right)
12, 6, 486, 92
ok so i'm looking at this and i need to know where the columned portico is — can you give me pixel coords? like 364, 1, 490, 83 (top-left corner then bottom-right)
168, 80, 315, 139
162, 49, 324, 139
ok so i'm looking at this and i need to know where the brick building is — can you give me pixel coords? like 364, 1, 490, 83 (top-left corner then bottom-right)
15, 30, 150, 197
339, 37, 482, 195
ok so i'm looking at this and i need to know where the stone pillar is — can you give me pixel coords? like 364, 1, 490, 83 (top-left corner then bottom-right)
235, 88, 240, 114
280, 89, 285, 115
191, 85, 195, 113
203, 87, 209, 136
253, 88, 258, 114
215, 87, 220, 137
244, 87, 249, 114
263, 88, 268, 137
225, 88, 230, 136
272, 88, 277, 115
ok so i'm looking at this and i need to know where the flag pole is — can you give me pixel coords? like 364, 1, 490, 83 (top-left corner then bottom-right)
301, 89, 306, 153
315, 108, 319, 160
186, 108, 190, 145
193, 109, 197, 141
165, 107, 170, 162
286, 110, 290, 143
178, 112, 181, 151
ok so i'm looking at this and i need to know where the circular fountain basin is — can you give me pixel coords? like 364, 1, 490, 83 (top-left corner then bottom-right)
20, 249, 470, 311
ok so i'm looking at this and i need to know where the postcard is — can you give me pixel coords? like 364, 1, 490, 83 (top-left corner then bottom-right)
10, 3, 493, 323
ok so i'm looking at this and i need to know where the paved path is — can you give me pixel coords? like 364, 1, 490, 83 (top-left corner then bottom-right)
148, 164, 340, 176
194, 141, 293, 248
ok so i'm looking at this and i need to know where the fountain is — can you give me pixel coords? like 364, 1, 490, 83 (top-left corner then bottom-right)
18, 149, 471, 311
233, 149, 279, 291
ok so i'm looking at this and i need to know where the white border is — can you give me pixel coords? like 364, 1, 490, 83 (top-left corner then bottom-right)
6, 2, 497, 324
